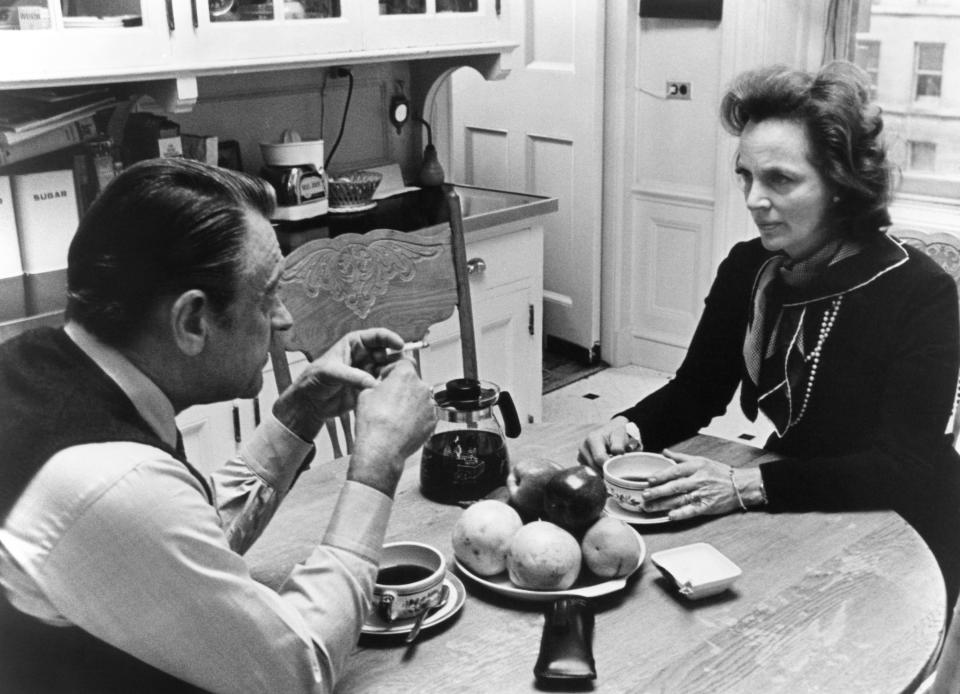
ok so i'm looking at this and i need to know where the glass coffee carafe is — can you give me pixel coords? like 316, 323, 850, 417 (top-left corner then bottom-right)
420, 378, 521, 504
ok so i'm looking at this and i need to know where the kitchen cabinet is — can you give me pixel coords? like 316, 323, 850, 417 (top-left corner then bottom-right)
0, 2, 174, 83
0, 0, 509, 89
175, 400, 243, 475
418, 221, 543, 426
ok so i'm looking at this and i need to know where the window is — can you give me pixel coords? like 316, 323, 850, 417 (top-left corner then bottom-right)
914, 42, 944, 100
855, 40, 881, 100
908, 141, 937, 171
854, 4, 960, 216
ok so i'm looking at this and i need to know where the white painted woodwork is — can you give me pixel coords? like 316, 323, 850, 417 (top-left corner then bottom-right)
0, 0, 513, 88
419, 223, 544, 424
449, 0, 605, 358
601, 0, 835, 372
175, 401, 239, 475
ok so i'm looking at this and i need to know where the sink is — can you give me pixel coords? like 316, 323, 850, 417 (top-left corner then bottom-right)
455, 186, 544, 217
451, 184, 558, 232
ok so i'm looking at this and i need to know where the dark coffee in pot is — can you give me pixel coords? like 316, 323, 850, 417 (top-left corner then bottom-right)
420, 430, 508, 504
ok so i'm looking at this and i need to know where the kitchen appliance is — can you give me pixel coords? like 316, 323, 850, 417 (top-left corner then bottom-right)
420, 378, 521, 504
259, 138, 328, 220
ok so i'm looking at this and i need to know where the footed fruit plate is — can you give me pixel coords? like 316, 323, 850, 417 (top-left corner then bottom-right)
454, 536, 646, 602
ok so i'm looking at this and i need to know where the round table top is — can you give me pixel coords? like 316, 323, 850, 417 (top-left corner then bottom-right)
247, 422, 946, 694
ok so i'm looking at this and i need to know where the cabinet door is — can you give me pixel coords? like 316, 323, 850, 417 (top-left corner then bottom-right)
361, 0, 503, 52
474, 281, 540, 424
178, 0, 363, 69
0, 2, 173, 85
176, 400, 241, 475
419, 224, 543, 423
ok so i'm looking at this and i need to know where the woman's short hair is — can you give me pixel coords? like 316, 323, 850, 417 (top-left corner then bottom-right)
66, 158, 276, 346
720, 60, 893, 237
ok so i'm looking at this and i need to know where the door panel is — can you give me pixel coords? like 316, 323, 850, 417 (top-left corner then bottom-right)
450, 0, 604, 359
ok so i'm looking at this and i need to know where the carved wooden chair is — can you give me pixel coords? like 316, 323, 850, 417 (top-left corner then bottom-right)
894, 227, 960, 444
269, 187, 478, 458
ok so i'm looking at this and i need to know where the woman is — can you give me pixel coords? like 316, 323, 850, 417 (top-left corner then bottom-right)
580, 61, 960, 609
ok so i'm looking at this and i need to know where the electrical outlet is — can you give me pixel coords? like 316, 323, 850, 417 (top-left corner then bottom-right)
666, 81, 691, 100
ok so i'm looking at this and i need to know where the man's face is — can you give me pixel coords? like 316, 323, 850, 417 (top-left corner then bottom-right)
206, 211, 292, 400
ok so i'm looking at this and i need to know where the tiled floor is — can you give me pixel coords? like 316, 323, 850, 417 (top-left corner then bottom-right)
542, 364, 774, 447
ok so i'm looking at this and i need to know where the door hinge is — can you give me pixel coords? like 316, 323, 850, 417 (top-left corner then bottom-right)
528, 304, 535, 336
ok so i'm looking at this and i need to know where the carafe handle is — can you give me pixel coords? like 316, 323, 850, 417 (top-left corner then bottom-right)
497, 390, 522, 438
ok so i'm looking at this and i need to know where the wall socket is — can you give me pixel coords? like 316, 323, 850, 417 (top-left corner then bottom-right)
666, 81, 691, 100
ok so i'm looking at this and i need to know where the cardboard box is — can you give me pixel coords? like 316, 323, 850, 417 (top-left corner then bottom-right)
181, 134, 218, 166
12, 169, 80, 274
0, 176, 23, 278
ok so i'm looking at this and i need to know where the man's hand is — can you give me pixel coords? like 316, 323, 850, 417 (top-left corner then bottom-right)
348, 359, 437, 497
272, 328, 405, 442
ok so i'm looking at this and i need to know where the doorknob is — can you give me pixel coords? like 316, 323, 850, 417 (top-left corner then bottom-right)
467, 258, 486, 275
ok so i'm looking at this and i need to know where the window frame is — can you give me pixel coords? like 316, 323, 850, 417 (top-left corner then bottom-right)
912, 41, 945, 102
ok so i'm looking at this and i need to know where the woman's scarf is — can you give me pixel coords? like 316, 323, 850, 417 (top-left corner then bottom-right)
743, 239, 861, 434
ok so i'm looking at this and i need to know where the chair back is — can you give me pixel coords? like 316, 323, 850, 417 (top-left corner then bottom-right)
895, 227, 960, 443
269, 188, 477, 456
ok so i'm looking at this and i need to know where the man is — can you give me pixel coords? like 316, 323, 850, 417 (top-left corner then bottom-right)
0, 158, 437, 693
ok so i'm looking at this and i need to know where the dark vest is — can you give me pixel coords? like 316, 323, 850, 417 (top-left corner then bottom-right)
0, 327, 211, 693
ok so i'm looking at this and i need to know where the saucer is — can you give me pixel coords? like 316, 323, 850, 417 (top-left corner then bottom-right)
603, 496, 672, 525
361, 573, 465, 636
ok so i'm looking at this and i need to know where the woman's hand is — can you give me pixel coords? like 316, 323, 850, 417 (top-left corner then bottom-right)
578, 416, 641, 470
272, 328, 406, 442
639, 449, 754, 521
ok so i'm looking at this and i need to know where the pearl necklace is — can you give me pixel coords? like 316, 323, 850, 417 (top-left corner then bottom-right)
794, 296, 843, 425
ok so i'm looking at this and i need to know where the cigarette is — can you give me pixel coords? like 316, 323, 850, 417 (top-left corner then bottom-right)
385, 340, 430, 356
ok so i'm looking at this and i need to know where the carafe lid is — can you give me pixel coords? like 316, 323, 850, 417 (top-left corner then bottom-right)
432, 378, 499, 411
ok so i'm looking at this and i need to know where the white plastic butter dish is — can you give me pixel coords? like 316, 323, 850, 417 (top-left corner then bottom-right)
650, 542, 741, 599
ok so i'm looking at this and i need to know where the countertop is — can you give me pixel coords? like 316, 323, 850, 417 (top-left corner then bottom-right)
275, 183, 558, 254
0, 184, 558, 341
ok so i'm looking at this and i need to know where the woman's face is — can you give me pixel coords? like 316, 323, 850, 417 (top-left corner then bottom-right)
735, 118, 835, 260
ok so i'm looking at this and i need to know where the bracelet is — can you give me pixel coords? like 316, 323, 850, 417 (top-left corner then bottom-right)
729, 468, 747, 512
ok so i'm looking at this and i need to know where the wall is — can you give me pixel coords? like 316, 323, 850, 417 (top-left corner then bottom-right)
602, 0, 831, 372
626, 17, 723, 372
134, 62, 420, 181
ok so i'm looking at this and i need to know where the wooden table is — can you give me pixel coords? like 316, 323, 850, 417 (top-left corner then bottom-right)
246, 422, 946, 694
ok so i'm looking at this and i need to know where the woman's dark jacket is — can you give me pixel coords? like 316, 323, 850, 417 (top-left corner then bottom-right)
619, 232, 960, 607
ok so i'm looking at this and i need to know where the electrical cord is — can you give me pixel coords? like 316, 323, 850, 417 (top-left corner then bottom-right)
324, 68, 354, 170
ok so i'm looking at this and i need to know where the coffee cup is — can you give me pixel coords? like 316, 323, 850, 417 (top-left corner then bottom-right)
603, 452, 676, 512
375, 541, 447, 622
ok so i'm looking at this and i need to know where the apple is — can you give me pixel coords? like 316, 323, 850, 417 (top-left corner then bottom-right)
506, 457, 564, 520
542, 465, 607, 536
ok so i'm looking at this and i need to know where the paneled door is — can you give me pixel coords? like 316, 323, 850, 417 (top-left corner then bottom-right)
449, 1, 605, 362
